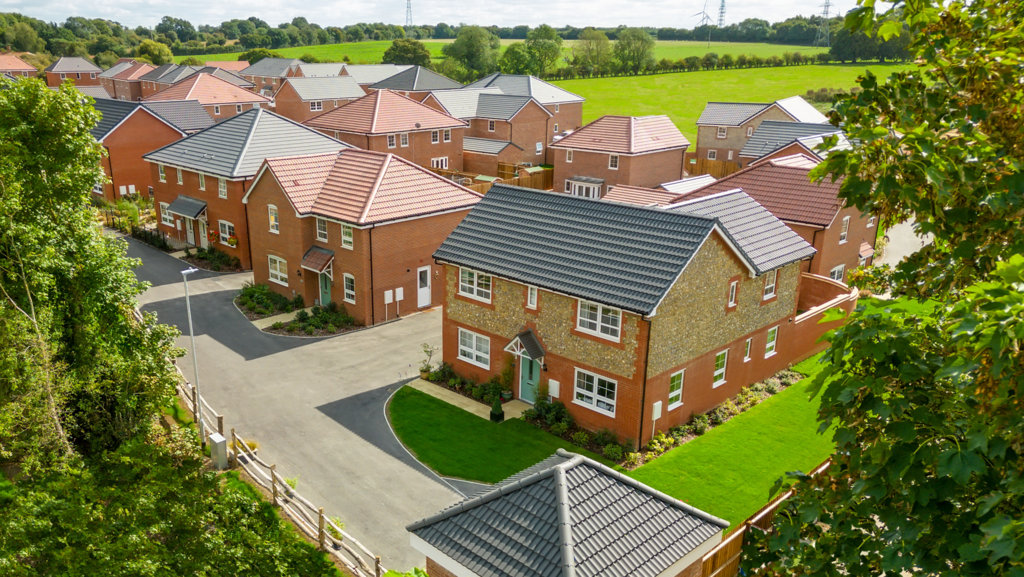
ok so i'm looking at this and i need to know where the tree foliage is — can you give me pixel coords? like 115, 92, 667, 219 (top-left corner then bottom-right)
441, 26, 501, 80
612, 28, 655, 74
568, 28, 613, 76
382, 38, 432, 67
134, 39, 174, 65
498, 42, 534, 75
525, 24, 562, 76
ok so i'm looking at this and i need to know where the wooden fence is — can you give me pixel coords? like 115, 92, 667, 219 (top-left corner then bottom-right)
699, 457, 832, 577
685, 153, 742, 179
429, 166, 554, 195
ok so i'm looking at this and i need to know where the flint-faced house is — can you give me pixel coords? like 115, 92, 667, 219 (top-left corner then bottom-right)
433, 184, 847, 445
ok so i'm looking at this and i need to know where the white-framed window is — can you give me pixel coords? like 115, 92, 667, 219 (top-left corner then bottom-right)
668, 370, 684, 409
554, 123, 559, 133
160, 202, 174, 226
574, 368, 616, 417
459, 268, 492, 302
555, 104, 560, 113
219, 221, 235, 245
341, 225, 353, 249
527, 285, 537, 309
443, 129, 451, 142
566, 149, 573, 163
90, 72, 96, 79
576, 300, 621, 341
487, 120, 495, 132
310, 101, 323, 112
158, 165, 166, 182
343, 273, 355, 303
859, 256, 867, 267
763, 269, 777, 299
431, 157, 449, 170
727, 150, 734, 160
744, 338, 752, 362
400, 133, 409, 147
218, 178, 227, 199
717, 126, 727, 139
707, 150, 717, 160
268, 255, 288, 286
839, 216, 850, 243
214, 105, 221, 115
569, 181, 601, 199
727, 280, 738, 308
198, 173, 205, 190
176, 168, 183, 185
60, 73, 66, 80
746, 126, 753, 137
565, 180, 572, 193
236, 104, 243, 114
830, 265, 846, 282
609, 155, 619, 170
713, 350, 728, 387
458, 328, 490, 369
536, 142, 543, 155
387, 134, 396, 148
765, 326, 778, 357
867, 215, 875, 228
431, 130, 439, 143
268, 205, 279, 233
316, 218, 328, 242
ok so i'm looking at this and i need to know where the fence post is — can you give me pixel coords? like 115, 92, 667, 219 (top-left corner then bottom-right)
318, 507, 326, 551
230, 428, 237, 468
217, 415, 224, 436
375, 556, 382, 577
271, 464, 278, 506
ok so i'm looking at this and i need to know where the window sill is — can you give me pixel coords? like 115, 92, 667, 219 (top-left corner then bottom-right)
839, 240, 848, 245
743, 357, 751, 363
341, 244, 354, 251
219, 195, 228, 200
712, 380, 726, 389
764, 351, 777, 359
575, 325, 621, 344
269, 278, 288, 287
317, 237, 329, 243
344, 297, 355, 305
269, 229, 279, 234
668, 401, 683, 411
572, 398, 615, 419
762, 293, 776, 301
457, 354, 489, 370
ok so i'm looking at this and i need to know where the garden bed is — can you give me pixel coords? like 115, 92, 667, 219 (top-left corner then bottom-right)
181, 246, 244, 273
261, 305, 360, 337
423, 360, 515, 409
236, 282, 304, 321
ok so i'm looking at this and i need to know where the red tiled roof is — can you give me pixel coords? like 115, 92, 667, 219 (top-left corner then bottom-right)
0, 53, 35, 72
304, 89, 466, 135
670, 155, 843, 227
145, 73, 271, 105
113, 62, 155, 80
204, 61, 249, 72
859, 241, 874, 259
603, 185, 678, 207
551, 115, 690, 154
301, 246, 335, 273
263, 149, 482, 225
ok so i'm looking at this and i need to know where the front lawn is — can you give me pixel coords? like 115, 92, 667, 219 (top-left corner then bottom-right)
628, 354, 833, 528
388, 386, 613, 483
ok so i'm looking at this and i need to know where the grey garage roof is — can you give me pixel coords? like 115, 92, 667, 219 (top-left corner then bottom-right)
463, 137, 522, 155
369, 65, 462, 91
45, 56, 102, 73
240, 57, 302, 78
569, 175, 605, 185
98, 61, 134, 79
668, 189, 816, 275
465, 73, 585, 104
142, 100, 215, 133
143, 108, 351, 178
284, 76, 365, 101
433, 185, 722, 315
165, 195, 207, 219
739, 120, 843, 159
408, 450, 727, 577
696, 102, 772, 126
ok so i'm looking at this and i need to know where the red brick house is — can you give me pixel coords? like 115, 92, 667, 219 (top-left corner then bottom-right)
239, 58, 303, 96
338, 64, 411, 93
550, 115, 690, 198
368, 65, 462, 101
144, 109, 351, 269
695, 96, 827, 166
138, 64, 254, 99
204, 61, 249, 73
304, 89, 467, 172
145, 73, 271, 121
243, 148, 482, 325
434, 185, 855, 445
44, 56, 102, 87
0, 53, 36, 78
272, 76, 365, 124
100, 61, 155, 101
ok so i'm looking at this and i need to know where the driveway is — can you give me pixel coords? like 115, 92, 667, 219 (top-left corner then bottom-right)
129, 239, 462, 571
877, 218, 932, 268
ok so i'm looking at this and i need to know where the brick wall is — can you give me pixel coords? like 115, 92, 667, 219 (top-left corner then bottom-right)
99, 111, 183, 203
696, 106, 794, 164
463, 146, 522, 176
425, 557, 458, 577
318, 129, 465, 172
112, 79, 144, 101
47, 71, 100, 88
544, 102, 584, 164
272, 83, 354, 124
508, 101, 553, 165
553, 148, 685, 195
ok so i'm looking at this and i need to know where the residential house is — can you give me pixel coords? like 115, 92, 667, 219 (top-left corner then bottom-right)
550, 115, 690, 198
338, 64, 412, 92
144, 109, 351, 269
604, 175, 717, 206
90, 99, 212, 202
695, 95, 827, 166
462, 137, 524, 176
738, 120, 847, 166
203, 61, 250, 72
243, 148, 482, 325
433, 184, 850, 444
138, 64, 254, 98
239, 57, 303, 96
368, 65, 462, 100
45, 56, 103, 88
272, 76, 365, 123
423, 88, 552, 169
0, 53, 36, 78
144, 73, 272, 121
671, 153, 876, 283
304, 89, 467, 171
75, 86, 113, 100
101, 61, 156, 101
287, 63, 345, 78
407, 449, 728, 577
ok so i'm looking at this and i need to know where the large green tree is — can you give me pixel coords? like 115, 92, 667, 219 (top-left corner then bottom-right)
613, 28, 655, 74
498, 42, 534, 75
525, 24, 562, 76
569, 28, 613, 76
744, 0, 1024, 575
134, 39, 173, 65
441, 25, 500, 79
382, 38, 432, 67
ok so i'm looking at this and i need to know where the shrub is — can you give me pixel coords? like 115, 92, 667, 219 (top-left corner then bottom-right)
294, 309, 310, 323
570, 431, 590, 447
270, 322, 284, 330
550, 421, 569, 436
304, 326, 315, 335
779, 369, 803, 386
285, 476, 299, 490
592, 428, 618, 447
624, 452, 642, 468
291, 294, 305, 310
602, 444, 623, 461
765, 377, 783, 394
471, 385, 486, 400
286, 324, 298, 333
709, 399, 739, 425
691, 414, 711, 435
521, 408, 538, 420
669, 424, 693, 439
542, 401, 570, 426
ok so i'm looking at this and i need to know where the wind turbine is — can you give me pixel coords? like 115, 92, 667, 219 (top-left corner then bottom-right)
693, 0, 714, 48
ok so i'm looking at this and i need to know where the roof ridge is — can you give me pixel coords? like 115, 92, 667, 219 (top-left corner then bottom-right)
370, 89, 383, 133
358, 152, 392, 224
629, 116, 636, 154
230, 109, 262, 178
554, 457, 581, 577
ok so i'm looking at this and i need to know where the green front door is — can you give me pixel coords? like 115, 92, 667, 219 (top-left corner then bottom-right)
519, 356, 540, 404
319, 273, 331, 306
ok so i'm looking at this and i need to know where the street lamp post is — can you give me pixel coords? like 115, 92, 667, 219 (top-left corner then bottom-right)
181, 267, 205, 447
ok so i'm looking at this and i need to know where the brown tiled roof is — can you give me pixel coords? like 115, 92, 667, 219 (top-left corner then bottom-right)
145, 73, 271, 105
262, 149, 482, 225
671, 155, 843, 227
303, 89, 466, 135
301, 246, 335, 273
551, 115, 689, 154
203, 61, 249, 72
603, 185, 678, 207
859, 241, 875, 259
0, 53, 35, 72
113, 62, 155, 80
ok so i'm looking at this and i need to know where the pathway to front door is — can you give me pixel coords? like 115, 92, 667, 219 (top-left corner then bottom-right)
519, 356, 539, 404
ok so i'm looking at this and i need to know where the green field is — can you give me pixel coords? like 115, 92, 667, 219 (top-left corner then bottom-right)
552, 63, 916, 142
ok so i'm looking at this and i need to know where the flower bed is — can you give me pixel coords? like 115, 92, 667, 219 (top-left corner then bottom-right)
235, 282, 303, 321
263, 304, 359, 337
181, 246, 243, 273
423, 361, 514, 408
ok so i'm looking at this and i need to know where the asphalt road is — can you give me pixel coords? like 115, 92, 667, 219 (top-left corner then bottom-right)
129, 238, 462, 571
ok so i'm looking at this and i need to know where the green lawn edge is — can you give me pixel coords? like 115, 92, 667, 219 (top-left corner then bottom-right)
388, 385, 615, 484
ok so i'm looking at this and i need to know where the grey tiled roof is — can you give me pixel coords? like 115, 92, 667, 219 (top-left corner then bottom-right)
433, 185, 719, 314
143, 109, 351, 178
76, 86, 112, 100
739, 120, 842, 159
408, 450, 727, 577
139, 63, 179, 82
296, 63, 345, 77
660, 174, 717, 194
668, 189, 816, 275
370, 66, 462, 91
463, 137, 521, 155
45, 56, 102, 73
696, 102, 771, 126
285, 76, 365, 101
465, 73, 585, 104
158, 65, 201, 85
340, 63, 412, 84
142, 100, 215, 133
193, 67, 254, 88
98, 61, 133, 79
240, 58, 302, 77
430, 89, 539, 121
90, 99, 139, 140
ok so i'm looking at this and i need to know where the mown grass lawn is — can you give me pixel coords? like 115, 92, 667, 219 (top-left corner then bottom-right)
628, 353, 834, 528
388, 386, 613, 484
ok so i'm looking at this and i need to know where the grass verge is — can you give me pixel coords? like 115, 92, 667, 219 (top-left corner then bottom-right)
388, 386, 614, 483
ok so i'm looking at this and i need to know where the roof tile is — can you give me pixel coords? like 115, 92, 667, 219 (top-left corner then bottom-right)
552, 115, 689, 154
144, 73, 271, 106
304, 89, 465, 135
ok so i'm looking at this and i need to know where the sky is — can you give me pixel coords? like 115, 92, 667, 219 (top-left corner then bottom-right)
3, 0, 856, 30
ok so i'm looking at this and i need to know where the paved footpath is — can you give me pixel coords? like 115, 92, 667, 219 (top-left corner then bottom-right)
129, 238, 462, 571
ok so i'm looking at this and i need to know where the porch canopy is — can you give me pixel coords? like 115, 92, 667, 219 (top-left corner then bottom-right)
570, 175, 604, 185
859, 241, 875, 259
165, 194, 207, 220
300, 246, 335, 276
504, 329, 545, 362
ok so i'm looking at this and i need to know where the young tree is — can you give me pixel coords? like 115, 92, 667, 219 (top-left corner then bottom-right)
382, 38, 432, 67
613, 28, 655, 74
525, 24, 563, 76
499, 42, 534, 75
441, 25, 500, 79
